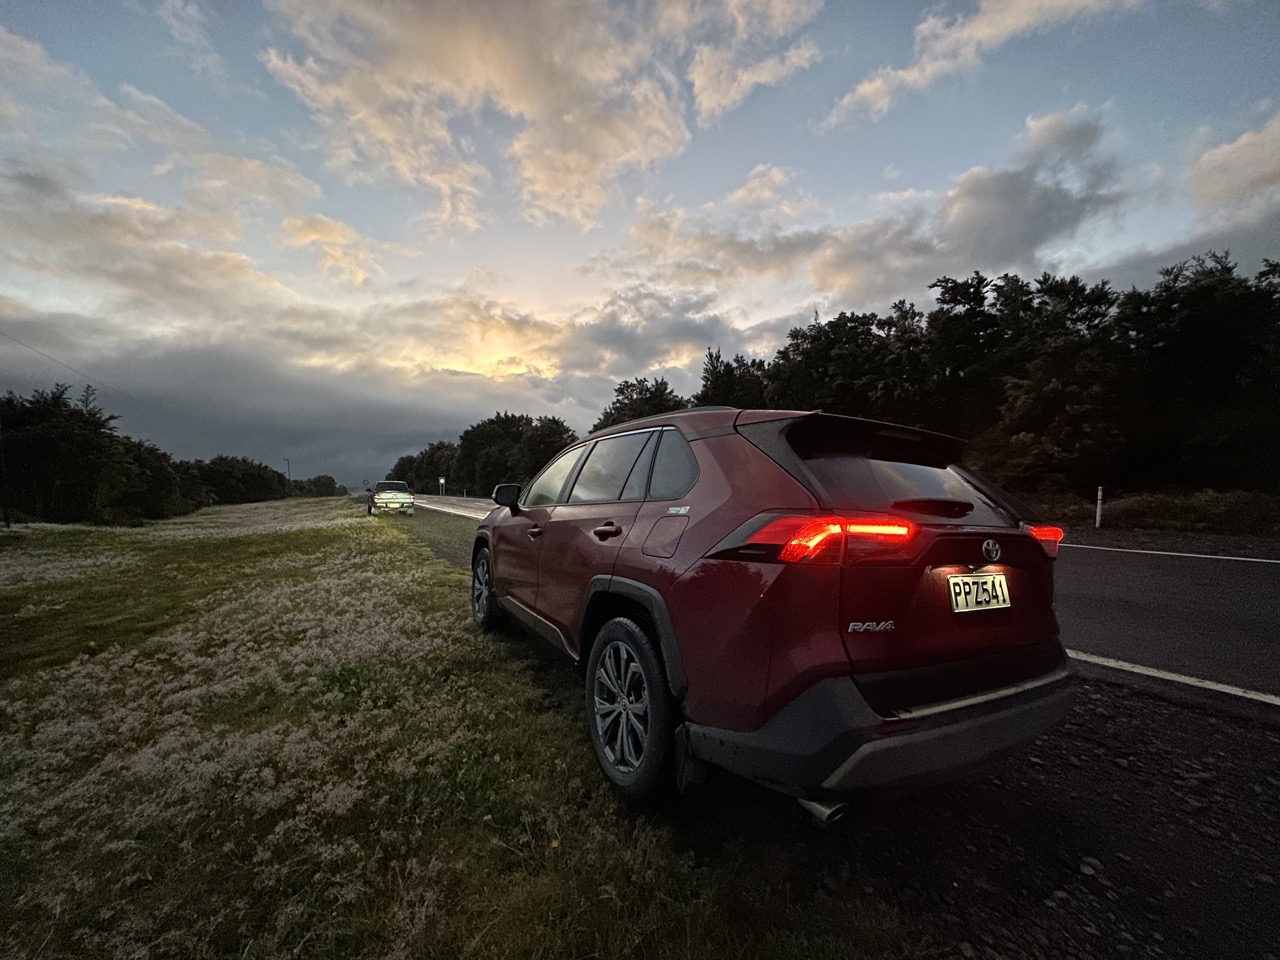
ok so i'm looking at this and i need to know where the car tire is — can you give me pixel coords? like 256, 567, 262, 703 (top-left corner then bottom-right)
470, 547, 502, 631
366, 502, 373, 515
585, 617, 674, 802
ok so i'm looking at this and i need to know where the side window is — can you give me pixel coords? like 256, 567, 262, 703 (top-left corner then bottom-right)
523, 447, 584, 508
567, 432, 653, 503
648, 429, 699, 500
620, 432, 658, 501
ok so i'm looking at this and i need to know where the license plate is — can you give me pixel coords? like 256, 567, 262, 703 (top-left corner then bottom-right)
948, 573, 1011, 613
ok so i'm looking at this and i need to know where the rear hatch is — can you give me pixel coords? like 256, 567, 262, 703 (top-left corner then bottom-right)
737, 412, 1065, 714
373, 483, 412, 505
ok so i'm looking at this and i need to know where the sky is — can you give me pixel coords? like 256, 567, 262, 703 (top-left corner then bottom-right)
1, 0, 1278, 489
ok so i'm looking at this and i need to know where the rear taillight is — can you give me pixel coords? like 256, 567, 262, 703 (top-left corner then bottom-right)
1023, 522, 1065, 558
748, 515, 846, 563
718, 513, 917, 564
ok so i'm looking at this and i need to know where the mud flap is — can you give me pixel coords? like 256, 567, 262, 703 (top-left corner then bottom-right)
674, 724, 710, 794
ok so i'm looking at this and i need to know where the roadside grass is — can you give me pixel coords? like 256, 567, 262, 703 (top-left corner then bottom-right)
1, 500, 932, 959
1029, 488, 1280, 536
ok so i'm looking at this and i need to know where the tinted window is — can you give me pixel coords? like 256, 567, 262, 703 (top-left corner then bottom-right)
568, 432, 652, 503
375, 481, 409, 492
648, 429, 699, 500
524, 447, 584, 507
620, 432, 658, 501
798, 450, 1011, 527
867, 461, 1010, 526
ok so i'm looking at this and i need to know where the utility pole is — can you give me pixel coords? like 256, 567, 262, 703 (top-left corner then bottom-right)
284, 458, 291, 481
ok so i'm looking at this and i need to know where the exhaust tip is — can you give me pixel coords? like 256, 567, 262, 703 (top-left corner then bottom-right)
797, 797, 847, 826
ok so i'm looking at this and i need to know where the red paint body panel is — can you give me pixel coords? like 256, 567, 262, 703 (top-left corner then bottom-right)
537, 500, 643, 656
490, 504, 550, 608
839, 529, 1058, 673
612, 433, 815, 592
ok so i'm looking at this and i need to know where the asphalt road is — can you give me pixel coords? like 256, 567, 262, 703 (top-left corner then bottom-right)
412, 494, 492, 519
1055, 546, 1280, 698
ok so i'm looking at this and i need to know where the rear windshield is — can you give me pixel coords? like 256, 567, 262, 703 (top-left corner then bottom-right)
785, 420, 1014, 527
374, 481, 409, 493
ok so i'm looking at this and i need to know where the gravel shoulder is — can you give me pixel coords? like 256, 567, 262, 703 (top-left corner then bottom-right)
650, 675, 1280, 960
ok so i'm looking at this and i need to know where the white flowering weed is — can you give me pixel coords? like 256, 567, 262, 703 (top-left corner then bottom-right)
0, 500, 746, 960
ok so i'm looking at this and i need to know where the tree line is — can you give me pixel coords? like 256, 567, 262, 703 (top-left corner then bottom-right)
594, 252, 1280, 496
0, 385, 345, 525
393, 251, 1276, 499
387, 413, 577, 496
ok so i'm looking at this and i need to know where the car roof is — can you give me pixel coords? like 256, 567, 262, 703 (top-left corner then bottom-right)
583, 407, 962, 452
583, 406, 802, 442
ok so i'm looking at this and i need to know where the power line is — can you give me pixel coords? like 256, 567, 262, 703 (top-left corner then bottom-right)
0, 327, 155, 410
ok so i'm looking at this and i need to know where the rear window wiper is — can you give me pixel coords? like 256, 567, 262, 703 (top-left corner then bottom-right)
891, 498, 975, 519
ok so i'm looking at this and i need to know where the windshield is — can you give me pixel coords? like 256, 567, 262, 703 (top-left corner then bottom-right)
374, 481, 409, 493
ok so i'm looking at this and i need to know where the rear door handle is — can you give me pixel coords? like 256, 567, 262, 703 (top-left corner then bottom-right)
527, 525, 543, 540
593, 522, 623, 541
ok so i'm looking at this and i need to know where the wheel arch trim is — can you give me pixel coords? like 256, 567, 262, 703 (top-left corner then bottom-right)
581, 576, 687, 700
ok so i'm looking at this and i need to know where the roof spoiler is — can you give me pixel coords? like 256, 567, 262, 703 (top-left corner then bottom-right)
737, 410, 966, 466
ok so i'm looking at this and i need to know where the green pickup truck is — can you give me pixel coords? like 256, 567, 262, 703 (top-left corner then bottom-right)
366, 480, 415, 516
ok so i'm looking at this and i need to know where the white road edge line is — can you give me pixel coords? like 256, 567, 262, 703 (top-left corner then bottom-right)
1061, 543, 1280, 564
1067, 649, 1280, 707
412, 499, 489, 519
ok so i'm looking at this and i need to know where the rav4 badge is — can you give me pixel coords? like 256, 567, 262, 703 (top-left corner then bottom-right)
848, 621, 895, 633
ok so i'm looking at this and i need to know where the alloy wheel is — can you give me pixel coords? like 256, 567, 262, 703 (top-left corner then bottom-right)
471, 555, 490, 621
593, 640, 650, 774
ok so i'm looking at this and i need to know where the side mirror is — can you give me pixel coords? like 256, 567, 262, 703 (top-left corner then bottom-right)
492, 483, 521, 511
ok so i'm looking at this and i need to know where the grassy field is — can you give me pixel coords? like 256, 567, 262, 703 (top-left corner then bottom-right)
1027, 489, 1280, 536
0, 499, 930, 959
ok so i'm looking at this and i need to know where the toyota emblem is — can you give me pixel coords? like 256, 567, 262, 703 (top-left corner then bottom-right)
982, 539, 1002, 562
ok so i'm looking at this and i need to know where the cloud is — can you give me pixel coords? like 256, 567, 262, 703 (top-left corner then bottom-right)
598, 105, 1127, 307
0, 320, 558, 486
261, 0, 819, 227
507, 75, 689, 228
686, 0, 823, 125
281, 215, 379, 285
157, 0, 226, 80
1190, 108, 1280, 214
690, 39, 820, 124
559, 285, 745, 388
116, 85, 321, 211
261, 0, 689, 228
728, 164, 792, 205
0, 159, 283, 325
822, 0, 1143, 127
0, 29, 320, 214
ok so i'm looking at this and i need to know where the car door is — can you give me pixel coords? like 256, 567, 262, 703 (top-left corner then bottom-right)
534, 430, 658, 656
491, 445, 585, 611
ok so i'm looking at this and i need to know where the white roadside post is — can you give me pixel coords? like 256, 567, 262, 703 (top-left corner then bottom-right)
438, 476, 445, 496
1096, 486, 1104, 529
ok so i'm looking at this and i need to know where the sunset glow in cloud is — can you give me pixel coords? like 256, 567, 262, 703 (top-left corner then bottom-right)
1, 2, 1277, 484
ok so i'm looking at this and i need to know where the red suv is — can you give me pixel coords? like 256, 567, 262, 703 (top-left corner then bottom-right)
470, 408, 1072, 819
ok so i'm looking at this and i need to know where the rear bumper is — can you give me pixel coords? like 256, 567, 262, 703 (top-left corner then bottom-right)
371, 502, 414, 514
685, 666, 1073, 798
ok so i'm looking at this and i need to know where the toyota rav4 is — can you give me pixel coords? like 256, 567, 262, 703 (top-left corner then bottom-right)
470, 408, 1072, 818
